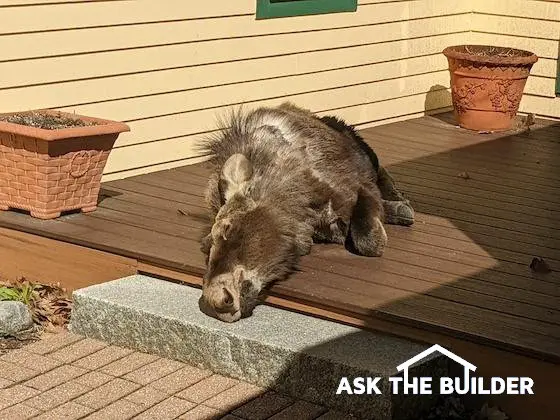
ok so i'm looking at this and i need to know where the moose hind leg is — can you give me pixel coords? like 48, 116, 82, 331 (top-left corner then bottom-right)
349, 188, 387, 257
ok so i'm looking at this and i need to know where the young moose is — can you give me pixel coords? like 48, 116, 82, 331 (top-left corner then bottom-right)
199, 103, 413, 322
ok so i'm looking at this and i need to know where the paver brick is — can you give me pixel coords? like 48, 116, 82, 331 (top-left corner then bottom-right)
74, 378, 141, 410
150, 366, 211, 395
0, 385, 40, 410
100, 352, 159, 377
0, 332, 339, 420
123, 358, 184, 385
34, 401, 94, 420
316, 410, 354, 419
0, 378, 13, 389
0, 349, 63, 373
232, 391, 293, 420
73, 345, 133, 370
25, 380, 91, 411
0, 360, 39, 383
133, 397, 195, 420
204, 382, 263, 412
0, 402, 40, 420
177, 374, 238, 404
268, 400, 327, 420
48, 338, 107, 363
124, 386, 168, 409
82, 399, 143, 420
23, 364, 88, 391
23, 332, 83, 355
72, 371, 114, 388
179, 405, 223, 420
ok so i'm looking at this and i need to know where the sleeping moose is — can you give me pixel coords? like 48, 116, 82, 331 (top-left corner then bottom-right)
198, 103, 414, 322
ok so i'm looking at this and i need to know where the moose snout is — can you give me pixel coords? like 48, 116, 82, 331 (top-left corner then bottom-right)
200, 286, 242, 323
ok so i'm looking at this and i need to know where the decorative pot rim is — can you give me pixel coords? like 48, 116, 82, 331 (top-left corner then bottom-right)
443, 44, 538, 66
0, 109, 130, 141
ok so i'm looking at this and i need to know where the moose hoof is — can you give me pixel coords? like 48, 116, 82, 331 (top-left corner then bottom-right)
384, 200, 415, 226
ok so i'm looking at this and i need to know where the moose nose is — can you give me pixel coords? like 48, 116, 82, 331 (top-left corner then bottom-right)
213, 287, 235, 313
200, 286, 241, 322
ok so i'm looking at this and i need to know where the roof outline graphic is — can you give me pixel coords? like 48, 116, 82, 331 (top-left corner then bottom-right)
397, 344, 477, 372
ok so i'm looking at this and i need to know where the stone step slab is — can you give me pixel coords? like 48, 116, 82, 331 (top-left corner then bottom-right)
69, 275, 447, 419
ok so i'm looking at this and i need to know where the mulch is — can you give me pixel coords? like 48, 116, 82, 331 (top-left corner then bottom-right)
0, 278, 72, 355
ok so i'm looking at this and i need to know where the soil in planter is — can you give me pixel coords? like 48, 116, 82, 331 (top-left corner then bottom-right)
457, 45, 534, 59
0, 111, 99, 130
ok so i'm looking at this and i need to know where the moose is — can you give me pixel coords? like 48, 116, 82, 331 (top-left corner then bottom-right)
198, 103, 414, 322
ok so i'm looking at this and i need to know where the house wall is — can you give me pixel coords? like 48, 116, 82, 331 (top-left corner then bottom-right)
471, 0, 560, 119
0, 0, 471, 180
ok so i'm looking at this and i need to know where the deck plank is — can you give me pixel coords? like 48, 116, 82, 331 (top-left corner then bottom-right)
273, 277, 560, 359
368, 137, 560, 194
105, 174, 560, 285
84, 197, 560, 314
383, 158, 560, 205
1, 112, 559, 362
388, 165, 560, 211
282, 264, 560, 340
105, 178, 205, 207
364, 133, 560, 195
95, 188, 560, 300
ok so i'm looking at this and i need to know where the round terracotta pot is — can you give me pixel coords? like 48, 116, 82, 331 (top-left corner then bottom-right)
443, 45, 538, 132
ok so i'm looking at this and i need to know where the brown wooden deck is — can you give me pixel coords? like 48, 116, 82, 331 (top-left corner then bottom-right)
1, 113, 559, 367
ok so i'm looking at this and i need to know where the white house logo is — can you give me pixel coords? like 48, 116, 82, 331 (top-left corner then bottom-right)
336, 344, 534, 396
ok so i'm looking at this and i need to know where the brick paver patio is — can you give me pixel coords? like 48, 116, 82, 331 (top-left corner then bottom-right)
0, 332, 347, 420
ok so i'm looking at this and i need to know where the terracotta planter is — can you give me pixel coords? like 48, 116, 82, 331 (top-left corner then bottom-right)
443, 45, 538, 131
0, 110, 129, 219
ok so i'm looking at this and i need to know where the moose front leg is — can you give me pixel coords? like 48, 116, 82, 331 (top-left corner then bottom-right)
349, 188, 387, 257
205, 172, 224, 218
200, 172, 223, 260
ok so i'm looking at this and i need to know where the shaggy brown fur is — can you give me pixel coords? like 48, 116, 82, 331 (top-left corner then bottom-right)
198, 103, 411, 322
317, 114, 415, 226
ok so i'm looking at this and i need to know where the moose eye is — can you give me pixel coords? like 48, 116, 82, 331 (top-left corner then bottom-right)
240, 280, 256, 296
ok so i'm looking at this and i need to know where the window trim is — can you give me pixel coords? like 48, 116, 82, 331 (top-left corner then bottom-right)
256, 0, 358, 20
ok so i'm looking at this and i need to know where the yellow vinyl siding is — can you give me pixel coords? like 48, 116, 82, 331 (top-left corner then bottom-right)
102, 70, 452, 173
0, 1, 257, 31
1, 34, 458, 117
471, 0, 560, 119
60, 56, 453, 146
0, 14, 470, 88
0, 0, 471, 179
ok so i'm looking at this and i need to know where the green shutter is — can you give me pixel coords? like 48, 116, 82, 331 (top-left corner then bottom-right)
256, 0, 358, 19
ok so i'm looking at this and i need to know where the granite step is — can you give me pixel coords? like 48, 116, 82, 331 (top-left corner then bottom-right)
69, 274, 447, 420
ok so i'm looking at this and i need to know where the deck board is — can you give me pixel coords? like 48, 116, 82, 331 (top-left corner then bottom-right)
1, 112, 559, 362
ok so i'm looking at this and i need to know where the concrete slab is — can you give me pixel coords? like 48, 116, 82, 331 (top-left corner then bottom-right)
69, 275, 447, 419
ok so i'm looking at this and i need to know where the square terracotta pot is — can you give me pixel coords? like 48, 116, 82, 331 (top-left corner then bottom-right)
0, 109, 130, 219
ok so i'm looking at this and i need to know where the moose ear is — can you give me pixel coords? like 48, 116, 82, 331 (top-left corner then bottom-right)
233, 266, 245, 282
221, 154, 253, 201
